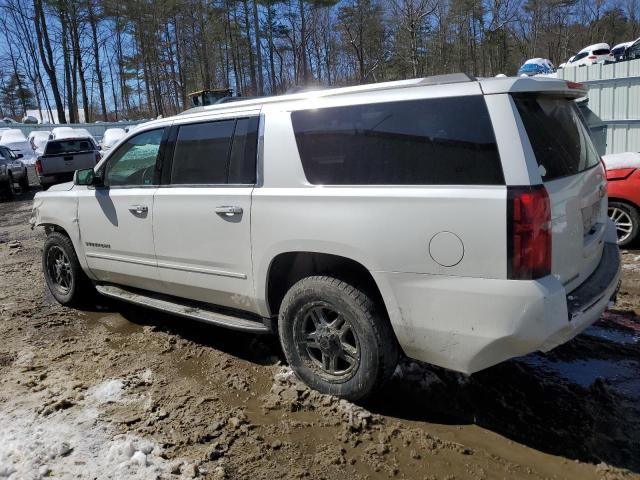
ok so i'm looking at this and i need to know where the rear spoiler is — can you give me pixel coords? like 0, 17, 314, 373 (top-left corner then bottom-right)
479, 77, 588, 98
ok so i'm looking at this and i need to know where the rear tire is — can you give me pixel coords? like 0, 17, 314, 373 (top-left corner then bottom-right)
278, 276, 398, 401
43, 232, 94, 307
608, 201, 639, 247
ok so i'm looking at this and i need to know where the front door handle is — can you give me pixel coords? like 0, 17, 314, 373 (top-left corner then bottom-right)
128, 205, 148, 214
215, 205, 243, 216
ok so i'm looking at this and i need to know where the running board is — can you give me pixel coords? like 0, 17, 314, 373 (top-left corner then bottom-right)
95, 284, 269, 334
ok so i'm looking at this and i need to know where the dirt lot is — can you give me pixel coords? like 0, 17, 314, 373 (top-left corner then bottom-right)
1, 186, 639, 480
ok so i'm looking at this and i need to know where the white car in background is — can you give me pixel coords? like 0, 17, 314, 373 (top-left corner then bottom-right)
50, 127, 77, 140
28, 131, 51, 156
0, 129, 36, 164
612, 41, 634, 61
100, 128, 126, 154
565, 43, 613, 67
73, 128, 96, 142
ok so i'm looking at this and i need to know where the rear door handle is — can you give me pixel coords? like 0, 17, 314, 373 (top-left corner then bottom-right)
128, 205, 148, 214
215, 206, 243, 216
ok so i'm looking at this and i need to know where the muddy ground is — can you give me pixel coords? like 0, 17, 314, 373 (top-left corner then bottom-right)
1, 183, 639, 479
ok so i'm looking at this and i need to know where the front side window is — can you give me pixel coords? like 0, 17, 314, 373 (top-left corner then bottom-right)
103, 128, 164, 187
291, 96, 503, 185
593, 49, 610, 56
0, 147, 16, 160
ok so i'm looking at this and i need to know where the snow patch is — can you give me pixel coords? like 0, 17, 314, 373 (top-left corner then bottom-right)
13, 350, 34, 368
0, 377, 189, 480
88, 379, 124, 404
602, 152, 640, 170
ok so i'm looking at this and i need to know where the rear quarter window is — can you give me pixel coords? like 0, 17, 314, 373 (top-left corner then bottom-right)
291, 96, 504, 185
514, 95, 600, 181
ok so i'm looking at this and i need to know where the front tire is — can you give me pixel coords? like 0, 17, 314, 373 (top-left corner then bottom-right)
278, 276, 398, 401
19, 170, 29, 191
43, 232, 94, 306
2, 174, 15, 200
608, 201, 639, 247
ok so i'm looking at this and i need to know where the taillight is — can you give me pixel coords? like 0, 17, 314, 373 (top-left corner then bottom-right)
507, 186, 551, 280
588, 55, 597, 60
95, 151, 101, 164
35, 158, 42, 174
566, 81, 585, 90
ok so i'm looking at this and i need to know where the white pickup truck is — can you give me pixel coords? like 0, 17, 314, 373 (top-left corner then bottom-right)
35, 137, 100, 190
31, 74, 622, 399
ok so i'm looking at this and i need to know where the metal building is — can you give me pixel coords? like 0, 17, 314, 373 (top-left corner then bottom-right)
559, 59, 640, 154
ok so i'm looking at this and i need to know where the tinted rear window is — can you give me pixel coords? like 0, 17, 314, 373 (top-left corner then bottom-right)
514, 95, 600, 181
291, 96, 503, 185
228, 117, 259, 184
171, 120, 235, 184
169, 117, 259, 185
45, 139, 95, 155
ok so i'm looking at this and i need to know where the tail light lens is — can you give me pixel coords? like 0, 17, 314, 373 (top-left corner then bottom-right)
35, 158, 42, 174
95, 151, 102, 164
507, 186, 552, 280
588, 55, 597, 60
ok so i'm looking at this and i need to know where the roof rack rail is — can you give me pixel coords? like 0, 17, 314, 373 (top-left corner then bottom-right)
418, 73, 476, 85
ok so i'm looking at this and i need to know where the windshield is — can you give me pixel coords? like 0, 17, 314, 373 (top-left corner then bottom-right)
514, 95, 601, 181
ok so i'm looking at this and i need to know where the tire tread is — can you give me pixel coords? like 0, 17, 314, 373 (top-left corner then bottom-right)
278, 275, 398, 400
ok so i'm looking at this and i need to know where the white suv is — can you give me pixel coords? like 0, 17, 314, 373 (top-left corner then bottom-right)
32, 74, 621, 400
565, 43, 613, 67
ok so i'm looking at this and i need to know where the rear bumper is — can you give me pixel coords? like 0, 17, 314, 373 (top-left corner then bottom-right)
539, 242, 621, 351
373, 241, 621, 375
39, 172, 74, 186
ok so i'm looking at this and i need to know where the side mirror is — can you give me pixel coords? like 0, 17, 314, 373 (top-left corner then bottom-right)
74, 168, 101, 186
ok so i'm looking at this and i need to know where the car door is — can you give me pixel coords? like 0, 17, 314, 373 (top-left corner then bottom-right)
152, 115, 259, 313
7, 150, 24, 178
77, 127, 168, 292
0, 147, 19, 177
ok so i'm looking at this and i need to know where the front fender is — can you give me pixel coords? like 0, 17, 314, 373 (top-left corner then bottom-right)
32, 190, 96, 280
